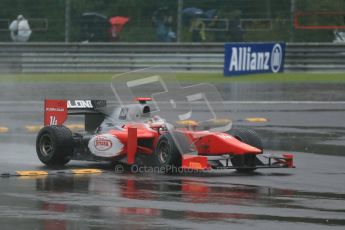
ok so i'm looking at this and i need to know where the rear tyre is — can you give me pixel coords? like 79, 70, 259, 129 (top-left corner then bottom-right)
226, 128, 263, 173
36, 125, 74, 167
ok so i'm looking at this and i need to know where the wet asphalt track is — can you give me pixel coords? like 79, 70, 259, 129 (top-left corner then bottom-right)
1, 82, 345, 229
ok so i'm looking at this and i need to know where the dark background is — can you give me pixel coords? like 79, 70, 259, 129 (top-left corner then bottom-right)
0, 0, 344, 43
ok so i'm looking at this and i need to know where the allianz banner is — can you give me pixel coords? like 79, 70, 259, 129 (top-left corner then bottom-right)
224, 42, 285, 76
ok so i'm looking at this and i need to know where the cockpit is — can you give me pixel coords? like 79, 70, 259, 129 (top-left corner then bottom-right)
98, 103, 160, 132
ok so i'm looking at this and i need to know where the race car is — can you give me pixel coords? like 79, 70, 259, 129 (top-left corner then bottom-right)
36, 98, 294, 172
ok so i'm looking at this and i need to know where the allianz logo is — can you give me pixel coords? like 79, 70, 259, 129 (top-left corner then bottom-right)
228, 44, 283, 73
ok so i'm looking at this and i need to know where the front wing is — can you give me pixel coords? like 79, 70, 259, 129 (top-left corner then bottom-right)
181, 154, 294, 171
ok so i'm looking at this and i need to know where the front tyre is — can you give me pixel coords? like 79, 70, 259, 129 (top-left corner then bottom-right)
226, 128, 263, 173
154, 132, 192, 173
154, 133, 182, 169
36, 125, 74, 167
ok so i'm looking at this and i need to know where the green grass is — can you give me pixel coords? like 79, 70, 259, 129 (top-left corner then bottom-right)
1, 72, 345, 83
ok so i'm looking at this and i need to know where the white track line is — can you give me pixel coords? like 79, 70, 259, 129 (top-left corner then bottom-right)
222, 101, 345, 104
1, 100, 345, 105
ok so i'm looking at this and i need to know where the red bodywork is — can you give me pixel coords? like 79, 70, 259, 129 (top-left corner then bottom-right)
43, 99, 294, 170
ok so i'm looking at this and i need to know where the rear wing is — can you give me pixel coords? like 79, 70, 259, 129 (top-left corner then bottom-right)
44, 99, 106, 131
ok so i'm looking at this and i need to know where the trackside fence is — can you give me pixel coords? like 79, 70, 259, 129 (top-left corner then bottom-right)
0, 43, 345, 73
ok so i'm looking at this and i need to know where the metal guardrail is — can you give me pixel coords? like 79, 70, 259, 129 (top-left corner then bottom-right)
1, 42, 345, 73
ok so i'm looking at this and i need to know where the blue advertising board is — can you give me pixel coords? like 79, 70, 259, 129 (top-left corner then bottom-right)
224, 42, 285, 76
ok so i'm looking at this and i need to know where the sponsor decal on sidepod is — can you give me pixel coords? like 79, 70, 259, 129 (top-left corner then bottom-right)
88, 134, 124, 157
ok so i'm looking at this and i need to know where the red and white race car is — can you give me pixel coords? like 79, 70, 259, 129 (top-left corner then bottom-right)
36, 98, 294, 172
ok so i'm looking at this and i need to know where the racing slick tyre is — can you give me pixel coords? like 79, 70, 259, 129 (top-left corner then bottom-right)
226, 128, 263, 173
36, 125, 74, 167
154, 132, 190, 173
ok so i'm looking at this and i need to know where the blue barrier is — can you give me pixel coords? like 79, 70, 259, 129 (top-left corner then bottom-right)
224, 42, 285, 76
